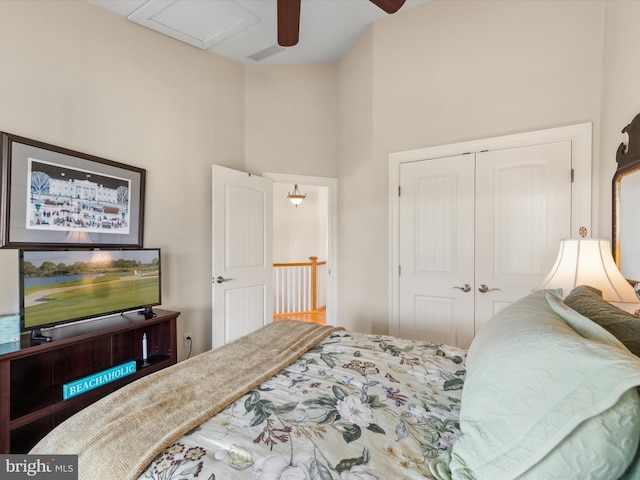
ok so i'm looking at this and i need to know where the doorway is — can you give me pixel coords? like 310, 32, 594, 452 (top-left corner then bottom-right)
264, 173, 337, 326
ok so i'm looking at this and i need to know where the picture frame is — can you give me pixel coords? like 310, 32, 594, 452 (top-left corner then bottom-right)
0, 132, 145, 248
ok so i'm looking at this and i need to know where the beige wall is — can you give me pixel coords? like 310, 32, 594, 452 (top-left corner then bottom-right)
599, 0, 640, 239
337, 29, 375, 333
245, 64, 338, 177
1, 0, 639, 349
0, 1, 245, 358
338, 0, 607, 333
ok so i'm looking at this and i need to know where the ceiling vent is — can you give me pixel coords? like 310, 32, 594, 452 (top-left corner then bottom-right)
247, 44, 286, 62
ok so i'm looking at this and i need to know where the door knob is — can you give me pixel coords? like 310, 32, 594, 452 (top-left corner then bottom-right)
215, 276, 231, 284
478, 284, 501, 293
452, 284, 472, 293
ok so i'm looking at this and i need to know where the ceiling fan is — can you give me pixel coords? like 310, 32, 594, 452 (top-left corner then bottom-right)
277, 0, 407, 47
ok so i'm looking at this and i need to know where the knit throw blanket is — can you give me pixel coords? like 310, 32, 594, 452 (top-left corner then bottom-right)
31, 320, 342, 480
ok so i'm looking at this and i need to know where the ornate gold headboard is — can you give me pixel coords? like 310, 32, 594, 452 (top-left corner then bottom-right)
613, 112, 640, 284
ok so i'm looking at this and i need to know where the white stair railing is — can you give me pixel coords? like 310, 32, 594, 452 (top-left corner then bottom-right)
273, 257, 326, 314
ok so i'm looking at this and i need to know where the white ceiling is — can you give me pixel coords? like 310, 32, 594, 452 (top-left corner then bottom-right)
88, 0, 429, 65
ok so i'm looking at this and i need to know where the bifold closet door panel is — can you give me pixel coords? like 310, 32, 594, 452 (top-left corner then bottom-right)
474, 141, 572, 332
398, 154, 475, 348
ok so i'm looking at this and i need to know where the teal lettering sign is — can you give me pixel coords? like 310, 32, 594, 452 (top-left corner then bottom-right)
63, 361, 137, 400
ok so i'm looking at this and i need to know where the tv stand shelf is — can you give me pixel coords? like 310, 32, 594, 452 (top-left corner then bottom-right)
0, 309, 179, 453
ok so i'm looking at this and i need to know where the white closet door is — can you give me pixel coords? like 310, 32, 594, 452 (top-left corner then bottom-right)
474, 141, 572, 332
398, 154, 476, 347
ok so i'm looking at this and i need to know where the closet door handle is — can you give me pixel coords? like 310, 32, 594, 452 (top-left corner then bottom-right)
215, 276, 232, 284
478, 284, 501, 293
452, 284, 472, 293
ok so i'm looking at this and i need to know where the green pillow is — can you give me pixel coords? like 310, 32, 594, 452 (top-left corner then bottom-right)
444, 290, 640, 480
564, 285, 640, 357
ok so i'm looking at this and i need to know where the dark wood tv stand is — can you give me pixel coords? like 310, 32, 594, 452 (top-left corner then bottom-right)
0, 309, 179, 453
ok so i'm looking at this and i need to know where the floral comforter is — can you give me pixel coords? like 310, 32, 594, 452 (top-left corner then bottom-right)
139, 330, 466, 480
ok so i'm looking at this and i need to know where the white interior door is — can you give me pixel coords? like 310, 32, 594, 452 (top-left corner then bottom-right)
474, 141, 572, 332
390, 124, 591, 348
212, 165, 273, 349
398, 154, 476, 347
397, 143, 572, 348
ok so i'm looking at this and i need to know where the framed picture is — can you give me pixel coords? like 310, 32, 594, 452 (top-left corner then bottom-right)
0, 132, 145, 248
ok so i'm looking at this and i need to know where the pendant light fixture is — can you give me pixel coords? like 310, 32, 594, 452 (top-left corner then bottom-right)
287, 185, 306, 207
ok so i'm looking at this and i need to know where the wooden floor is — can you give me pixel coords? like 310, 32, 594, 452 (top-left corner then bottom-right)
274, 309, 326, 325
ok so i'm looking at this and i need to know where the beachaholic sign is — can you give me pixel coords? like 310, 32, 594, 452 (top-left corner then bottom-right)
63, 361, 137, 400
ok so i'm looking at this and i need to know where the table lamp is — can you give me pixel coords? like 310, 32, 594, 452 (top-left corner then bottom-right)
536, 236, 638, 302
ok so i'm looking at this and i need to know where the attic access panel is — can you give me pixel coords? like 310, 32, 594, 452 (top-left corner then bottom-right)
128, 0, 260, 50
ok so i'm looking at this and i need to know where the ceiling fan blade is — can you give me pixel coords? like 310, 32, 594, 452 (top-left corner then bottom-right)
369, 0, 406, 14
278, 0, 301, 47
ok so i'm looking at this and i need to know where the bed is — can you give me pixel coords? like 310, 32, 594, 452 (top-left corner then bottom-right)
31, 287, 640, 480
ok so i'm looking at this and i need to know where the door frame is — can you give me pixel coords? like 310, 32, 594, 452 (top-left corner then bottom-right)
263, 172, 338, 326
388, 123, 592, 335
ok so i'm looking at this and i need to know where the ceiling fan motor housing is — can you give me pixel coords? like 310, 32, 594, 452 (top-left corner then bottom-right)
277, 0, 406, 47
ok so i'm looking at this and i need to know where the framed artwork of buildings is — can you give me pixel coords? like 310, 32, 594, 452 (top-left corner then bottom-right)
0, 132, 145, 248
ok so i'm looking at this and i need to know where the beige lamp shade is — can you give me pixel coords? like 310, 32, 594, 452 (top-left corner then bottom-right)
64, 230, 91, 244
536, 238, 638, 302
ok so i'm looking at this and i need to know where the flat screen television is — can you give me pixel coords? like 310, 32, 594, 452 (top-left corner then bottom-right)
19, 248, 161, 341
